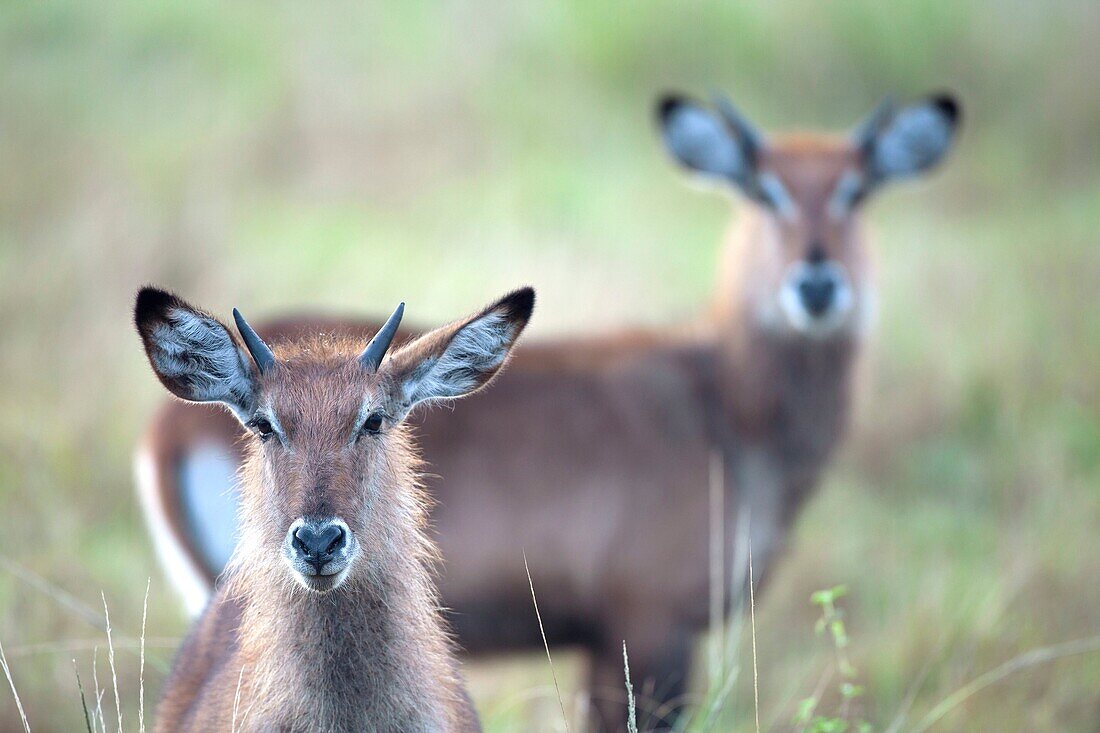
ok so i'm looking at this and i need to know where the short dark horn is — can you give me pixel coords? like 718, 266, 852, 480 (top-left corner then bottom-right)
233, 308, 276, 374
359, 302, 405, 370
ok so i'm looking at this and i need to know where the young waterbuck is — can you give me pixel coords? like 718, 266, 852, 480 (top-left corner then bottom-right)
135, 92, 959, 730
135, 285, 534, 732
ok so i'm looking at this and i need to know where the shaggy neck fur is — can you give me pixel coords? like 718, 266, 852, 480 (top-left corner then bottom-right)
225, 445, 466, 732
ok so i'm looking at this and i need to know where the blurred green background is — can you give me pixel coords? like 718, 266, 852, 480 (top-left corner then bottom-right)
1, 1, 1099, 730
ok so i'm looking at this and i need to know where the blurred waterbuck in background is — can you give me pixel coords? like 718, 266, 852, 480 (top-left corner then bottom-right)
135, 286, 534, 732
657, 90, 960, 579
134, 92, 958, 730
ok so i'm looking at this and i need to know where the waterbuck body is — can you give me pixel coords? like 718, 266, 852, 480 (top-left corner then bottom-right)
135, 287, 535, 732
135, 93, 959, 730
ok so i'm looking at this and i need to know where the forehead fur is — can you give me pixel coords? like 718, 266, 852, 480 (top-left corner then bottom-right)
253, 333, 384, 424
763, 133, 859, 171
766, 131, 854, 154
268, 332, 376, 365
760, 134, 861, 207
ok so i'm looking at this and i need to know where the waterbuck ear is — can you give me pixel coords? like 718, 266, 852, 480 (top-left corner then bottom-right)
860, 93, 961, 184
134, 287, 257, 421
382, 287, 535, 418
657, 94, 753, 186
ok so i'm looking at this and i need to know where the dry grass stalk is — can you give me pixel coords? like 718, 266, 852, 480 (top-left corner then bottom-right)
748, 543, 760, 733
524, 551, 570, 732
623, 641, 638, 733
139, 579, 149, 733
101, 593, 123, 733
0, 637, 31, 732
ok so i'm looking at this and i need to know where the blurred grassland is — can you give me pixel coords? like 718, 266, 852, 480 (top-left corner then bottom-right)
1, 1, 1099, 730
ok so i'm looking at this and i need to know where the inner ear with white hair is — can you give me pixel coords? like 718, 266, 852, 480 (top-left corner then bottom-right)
860, 93, 960, 181
379, 287, 535, 420
134, 287, 261, 423
656, 92, 795, 214
834, 93, 961, 214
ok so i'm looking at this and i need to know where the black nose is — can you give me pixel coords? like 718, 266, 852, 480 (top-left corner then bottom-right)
798, 272, 836, 316
291, 521, 347, 573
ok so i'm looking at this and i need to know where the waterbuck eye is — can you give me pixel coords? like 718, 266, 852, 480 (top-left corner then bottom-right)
360, 413, 384, 436
249, 417, 275, 441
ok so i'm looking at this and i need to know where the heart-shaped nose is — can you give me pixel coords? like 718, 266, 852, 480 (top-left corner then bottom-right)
290, 520, 347, 573
798, 273, 837, 316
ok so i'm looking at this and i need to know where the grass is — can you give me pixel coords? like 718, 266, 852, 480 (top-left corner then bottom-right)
0, 637, 31, 733
624, 642, 638, 733
526, 551, 571, 732
1, 577, 151, 733
1, 0, 1099, 730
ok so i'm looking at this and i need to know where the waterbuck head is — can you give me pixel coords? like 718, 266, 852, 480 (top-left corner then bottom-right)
135, 287, 535, 593
658, 91, 960, 339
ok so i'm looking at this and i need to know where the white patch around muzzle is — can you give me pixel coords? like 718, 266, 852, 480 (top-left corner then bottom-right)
281, 517, 358, 592
777, 261, 856, 338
